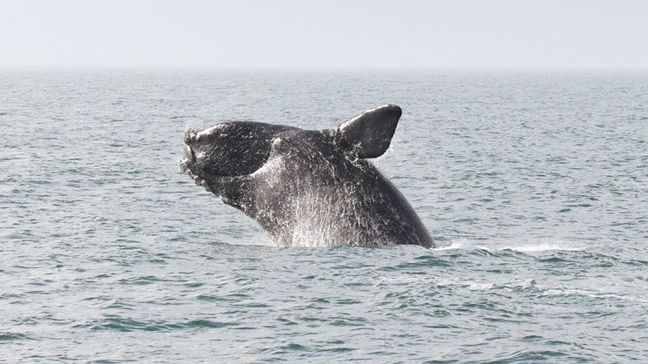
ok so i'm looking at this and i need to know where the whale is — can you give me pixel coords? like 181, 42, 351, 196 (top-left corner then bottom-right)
180, 104, 434, 248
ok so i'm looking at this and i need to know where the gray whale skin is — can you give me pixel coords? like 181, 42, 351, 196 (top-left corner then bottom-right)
180, 105, 434, 248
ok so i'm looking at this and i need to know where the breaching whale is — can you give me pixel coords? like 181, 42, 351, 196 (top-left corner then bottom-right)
180, 105, 434, 248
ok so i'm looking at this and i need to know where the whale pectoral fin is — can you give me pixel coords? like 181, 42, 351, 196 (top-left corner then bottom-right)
335, 104, 402, 158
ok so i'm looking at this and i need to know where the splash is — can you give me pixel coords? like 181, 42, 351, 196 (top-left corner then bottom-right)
436, 239, 586, 252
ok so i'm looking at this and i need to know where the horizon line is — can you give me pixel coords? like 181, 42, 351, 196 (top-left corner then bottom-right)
2, 65, 648, 73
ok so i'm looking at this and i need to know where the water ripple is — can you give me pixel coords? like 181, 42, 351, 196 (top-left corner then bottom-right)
2, 71, 647, 362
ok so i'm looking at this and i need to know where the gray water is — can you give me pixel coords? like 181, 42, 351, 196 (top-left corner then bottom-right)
1, 70, 647, 362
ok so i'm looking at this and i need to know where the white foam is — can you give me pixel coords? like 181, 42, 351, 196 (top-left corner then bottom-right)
435, 239, 586, 253
434, 239, 479, 250
542, 288, 648, 304
497, 243, 586, 252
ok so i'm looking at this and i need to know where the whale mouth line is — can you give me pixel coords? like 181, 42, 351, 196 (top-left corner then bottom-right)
180, 144, 211, 192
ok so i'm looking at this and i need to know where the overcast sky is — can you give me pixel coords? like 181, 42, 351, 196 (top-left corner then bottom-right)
1, 0, 647, 69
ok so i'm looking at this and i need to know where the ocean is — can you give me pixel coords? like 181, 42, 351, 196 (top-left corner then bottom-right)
1, 70, 647, 362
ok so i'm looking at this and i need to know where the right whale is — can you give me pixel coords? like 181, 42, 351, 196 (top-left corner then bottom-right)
180, 104, 434, 248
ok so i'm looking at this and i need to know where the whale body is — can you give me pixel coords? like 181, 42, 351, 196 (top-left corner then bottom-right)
180, 105, 434, 248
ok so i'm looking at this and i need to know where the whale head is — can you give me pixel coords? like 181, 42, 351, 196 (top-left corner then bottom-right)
180, 121, 297, 189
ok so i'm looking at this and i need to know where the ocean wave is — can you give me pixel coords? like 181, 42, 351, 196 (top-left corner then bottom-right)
81, 316, 236, 332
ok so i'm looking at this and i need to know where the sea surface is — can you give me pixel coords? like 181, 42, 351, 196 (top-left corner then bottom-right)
1, 70, 647, 363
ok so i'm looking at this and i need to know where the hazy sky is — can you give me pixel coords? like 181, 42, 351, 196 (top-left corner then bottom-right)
1, 0, 647, 69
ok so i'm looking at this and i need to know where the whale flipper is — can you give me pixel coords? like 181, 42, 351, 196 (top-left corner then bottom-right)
336, 104, 402, 158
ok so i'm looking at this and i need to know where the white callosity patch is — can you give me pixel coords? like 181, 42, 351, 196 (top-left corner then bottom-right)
195, 151, 207, 160
195, 124, 226, 140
